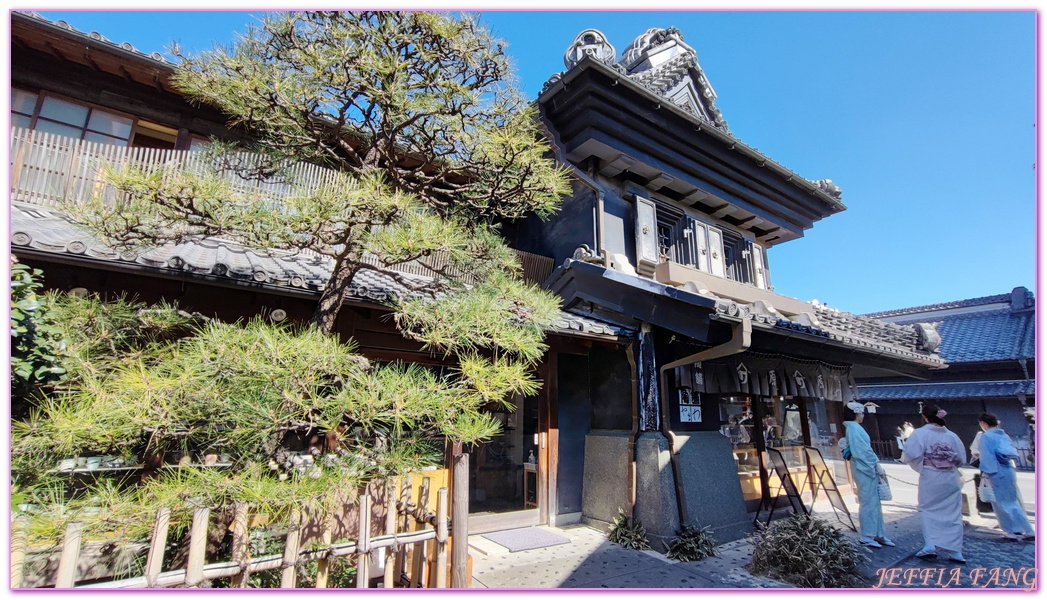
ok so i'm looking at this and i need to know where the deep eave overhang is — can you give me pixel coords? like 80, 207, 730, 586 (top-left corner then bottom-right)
539, 56, 846, 246
11, 11, 179, 94
547, 260, 944, 379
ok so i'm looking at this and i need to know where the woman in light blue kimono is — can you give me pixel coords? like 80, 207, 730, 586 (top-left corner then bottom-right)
842, 401, 894, 548
978, 413, 1034, 541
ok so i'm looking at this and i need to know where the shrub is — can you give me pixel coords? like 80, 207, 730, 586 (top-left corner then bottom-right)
10, 257, 66, 406
749, 515, 865, 588
666, 523, 718, 562
608, 509, 649, 551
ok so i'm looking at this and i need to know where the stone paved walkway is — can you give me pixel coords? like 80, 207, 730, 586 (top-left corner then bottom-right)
468, 496, 1037, 589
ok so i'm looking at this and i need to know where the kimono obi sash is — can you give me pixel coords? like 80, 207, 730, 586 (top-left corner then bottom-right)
922, 441, 962, 470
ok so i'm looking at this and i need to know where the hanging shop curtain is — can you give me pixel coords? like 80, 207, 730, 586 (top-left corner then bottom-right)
696, 354, 855, 402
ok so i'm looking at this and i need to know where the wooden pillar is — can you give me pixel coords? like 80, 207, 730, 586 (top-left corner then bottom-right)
450, 442, 469, 588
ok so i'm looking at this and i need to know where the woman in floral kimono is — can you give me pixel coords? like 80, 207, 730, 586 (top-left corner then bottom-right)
978, 413, 1034, 541
902, 404, 967, 563
842, 401, 893, 548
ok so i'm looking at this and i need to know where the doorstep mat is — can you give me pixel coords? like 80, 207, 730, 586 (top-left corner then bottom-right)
482, 527, 572, 552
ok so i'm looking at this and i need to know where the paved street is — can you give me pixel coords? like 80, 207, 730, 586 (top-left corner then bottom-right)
468, 463, 1036, 589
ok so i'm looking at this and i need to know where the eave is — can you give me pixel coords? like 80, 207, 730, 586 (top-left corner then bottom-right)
539, 57, 846, 247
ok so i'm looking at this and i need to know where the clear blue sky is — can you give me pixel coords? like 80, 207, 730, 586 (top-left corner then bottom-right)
32, 10, 1037, 315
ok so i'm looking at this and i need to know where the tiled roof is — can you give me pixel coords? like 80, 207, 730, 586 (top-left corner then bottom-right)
614, 264, 944, 366
891, 309, 1035, 363
858, 379, 1035, 401
11, 202, 627, 339
861, 288, 1035, 364
865, 289, 1032, 319
809, 304, 933, 360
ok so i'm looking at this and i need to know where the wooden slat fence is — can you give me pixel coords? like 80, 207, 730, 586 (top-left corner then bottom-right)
13, 479, 452, 589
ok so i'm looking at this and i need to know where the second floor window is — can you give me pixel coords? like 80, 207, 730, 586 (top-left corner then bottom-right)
11, 89, 185, 151
16, 91, 135, 146
636, 193, 770, 290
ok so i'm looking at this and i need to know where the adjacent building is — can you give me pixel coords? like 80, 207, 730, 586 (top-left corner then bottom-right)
858, 287, 1035, 466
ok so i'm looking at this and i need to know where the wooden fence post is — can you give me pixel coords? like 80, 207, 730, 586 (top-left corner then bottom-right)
185, 507, 210, 588
229, 502, 250, 588
435, 488, 449, 589
355, 494, 371, 588
10, 516, 28, 589
144, 507, 171, 587
409, 478, 430, 587
280, 506, 302, 588
451, 444, 469, 588
54, 521, 84, 589
393, 476, 411, 586
383, 479, 398, 589
314, 510, 333, 589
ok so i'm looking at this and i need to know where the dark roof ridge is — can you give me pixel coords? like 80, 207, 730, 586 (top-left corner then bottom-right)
865, 287, 1033, 319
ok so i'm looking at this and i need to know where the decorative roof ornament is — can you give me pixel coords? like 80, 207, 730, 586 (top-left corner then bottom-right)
564, 28, 617, 69
619, 26, 683, 71
615, 26, 729, 131
813, 178, 843, 199
914, 322, 942, 353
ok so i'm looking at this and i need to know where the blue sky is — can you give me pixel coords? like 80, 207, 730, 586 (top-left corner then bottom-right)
30, 10, 1037, 315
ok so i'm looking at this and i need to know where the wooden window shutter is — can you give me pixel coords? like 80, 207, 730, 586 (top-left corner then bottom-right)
751, 242, 768, 290
634, 194, 658, 276
707, 226, 726, 278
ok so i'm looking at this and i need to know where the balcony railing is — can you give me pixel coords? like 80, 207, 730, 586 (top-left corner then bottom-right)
10, 126, 344, 209
10, 126, 555, 285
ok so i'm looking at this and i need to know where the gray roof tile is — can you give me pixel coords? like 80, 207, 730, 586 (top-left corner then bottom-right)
11, 202, 624, 339
858, 379, 1035, 401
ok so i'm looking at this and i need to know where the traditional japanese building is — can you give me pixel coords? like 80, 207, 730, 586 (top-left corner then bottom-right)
10, 13, 950, 548
857, 287, 1035, 465
499, 26, 947, 545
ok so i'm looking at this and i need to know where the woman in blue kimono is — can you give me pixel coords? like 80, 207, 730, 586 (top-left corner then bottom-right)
978, 413, 1034, 541
842, 401, 894, 548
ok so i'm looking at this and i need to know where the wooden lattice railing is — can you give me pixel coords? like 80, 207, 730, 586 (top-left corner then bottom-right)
9, 126, 555, 285
11, 476, 454, 589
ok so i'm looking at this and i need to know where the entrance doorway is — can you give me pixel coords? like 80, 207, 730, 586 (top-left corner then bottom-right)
719, 395, 848, 513
466, 394, 540, 533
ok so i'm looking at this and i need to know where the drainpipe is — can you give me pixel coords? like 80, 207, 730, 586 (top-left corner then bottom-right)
625, 341, 641, 518
658, 318, 752, 525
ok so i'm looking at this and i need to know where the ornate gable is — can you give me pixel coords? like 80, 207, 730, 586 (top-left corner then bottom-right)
618, 27, 729, 132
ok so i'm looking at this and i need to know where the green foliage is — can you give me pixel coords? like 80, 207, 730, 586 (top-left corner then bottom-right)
170, 11, 570, 220
71, 10, 570, 338
12, 291, 522, 545
10, 256, 66, 402
666, 523, 718, 562
749, 515, 865, 588
608, 509, 650, 551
